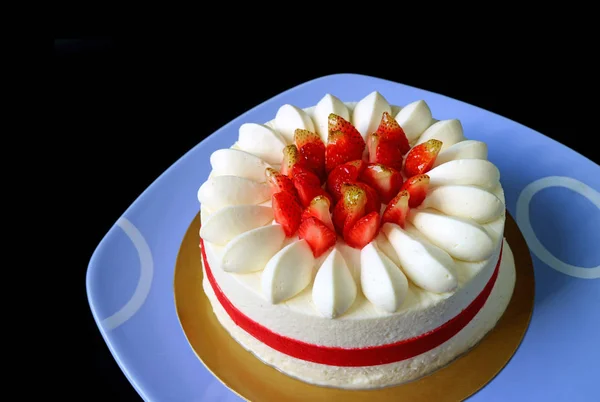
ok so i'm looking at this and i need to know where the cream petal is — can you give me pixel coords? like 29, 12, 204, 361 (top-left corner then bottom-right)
312, 248, 357, 318
433, 139, 488, 167
313, 94, 350, 143
275, 104, 315, 144
197, 176, 271, 211
360, 242, 409, 313
421, 185, 504, 223
415, 119, 465, 151
221, 224, 286, 273
409, 209, 495, 262
394, 100, 434, 143
237, 123, 287, 165
351, 91, 392, 140
427, 159, 500, 190
382, 223, 458, 294
210, 148, 271, 182
200, 205, 274, 246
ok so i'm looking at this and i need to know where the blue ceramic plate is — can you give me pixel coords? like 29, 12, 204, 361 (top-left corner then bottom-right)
87, 73, 600, 401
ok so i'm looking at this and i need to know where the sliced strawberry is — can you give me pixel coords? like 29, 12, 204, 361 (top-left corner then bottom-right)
400, 174, 430, 208
375, 111, 410, 155
382, 190, 410, 228
281, 144, 300, 178
301, 195, 335, 232
353, 182, 382, 216
326, 159, 366, 201
359, 163, 403, 204
332, 184, 368, 235
290, 163, 315, 179
272, 191, 303, 236
403, 139, 442, 177
265, 167, 297, 197
344, 211, 381, 249
325, 114, 366, 173
295, 129, 326, 183
367, 132, 404, 171
298, 216, 337, 258
293, 172, 333, 208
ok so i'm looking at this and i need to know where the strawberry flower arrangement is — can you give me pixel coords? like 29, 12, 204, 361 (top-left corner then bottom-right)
266, 112, 442, 258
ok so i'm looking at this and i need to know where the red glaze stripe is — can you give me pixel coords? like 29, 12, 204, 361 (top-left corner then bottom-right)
201, 239, 503, 367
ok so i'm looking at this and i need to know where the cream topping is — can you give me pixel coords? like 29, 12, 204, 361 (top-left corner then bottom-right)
261, 239, 315, 303
275, 104, 315, 144
415, 119, 466, 151
360, 242, 409, 313
221, 224, 286, 273
197, 175, 270, 211
394, 100, 434, 143
421, 185, 504, 223
427, 159, 500, 190
200, 205, 274, 246
313, 94, 350, 143
237, 123, 287, 165
433, 139, 488, 167
351, 91, 392, 140
210, 148, 271, 182
312, 248, 357, 318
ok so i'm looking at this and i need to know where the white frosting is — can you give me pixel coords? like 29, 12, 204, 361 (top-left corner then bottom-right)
351, 91, 392, 139
394, 100, 434, 143
199, 205, 273, 246
381, 223, 458, 294
275, 104, 315, 144
360, 242, 409, 313
237, 123, 287, 165
408, 210, 496, 262
202, 240, 516, 389
433, 139, 488, 167
221, 224, 286, 273
197, 175, 270, 211
261, 239, 315, 304
415, 119, 466, 151
312, 248, 357, 318
210, 148, 271, 182
313, 94, 350, 143
421, 185, 504, 223
427, 159, 500, 190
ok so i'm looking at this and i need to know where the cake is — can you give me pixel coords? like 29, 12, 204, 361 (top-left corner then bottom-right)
196, 91, 516, 389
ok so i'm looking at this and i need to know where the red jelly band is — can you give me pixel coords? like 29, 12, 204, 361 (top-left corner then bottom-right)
201, 238, 503, 367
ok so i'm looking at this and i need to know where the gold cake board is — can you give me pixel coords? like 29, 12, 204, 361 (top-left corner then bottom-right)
174, 213, 535, 402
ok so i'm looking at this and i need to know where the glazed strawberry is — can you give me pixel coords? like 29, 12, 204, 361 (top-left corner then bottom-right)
295, 129, 326, 183
325, 114, 366, 172
290, 163, 315, 179
366, 132, 403, 171
281, 144, 301, 178
359, 163, 403, 204
375, 111, 410, 155
265, 167, 297, 197
400, 174, 430, 208
403, 139, 442, 177
344, 211, 381, 249
293, 172, 333, 208
298, 216, 337, 258
272, 191, 303, 236
302, 195, 335, 232
332, 184, 368, 235
353, 182, 382, 215
326, 159, 366, 201
382, 190, 410, 228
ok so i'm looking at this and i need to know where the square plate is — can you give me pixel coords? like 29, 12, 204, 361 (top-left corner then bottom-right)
87, 73, 600, 401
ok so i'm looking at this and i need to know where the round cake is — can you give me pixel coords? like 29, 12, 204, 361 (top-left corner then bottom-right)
197, 91, 516, 389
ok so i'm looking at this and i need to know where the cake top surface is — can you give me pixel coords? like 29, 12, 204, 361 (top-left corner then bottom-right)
198, 91, 506, 319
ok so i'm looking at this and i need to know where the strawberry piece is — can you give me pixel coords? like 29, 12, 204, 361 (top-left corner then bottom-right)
403, 139, 443, 177
301, 195, 335, 232
325, 114, 366, 173
400, 174, 430, 208
281, 144, 301, 178
295, 129, 326, 183
344, 211, 381, 249
265, 167, 297, 197
326, 159, 366, 201
359, 163, 403, 204
293, 172, 333, 208
353, 182, 382, 216
382, 190, 410, 228
332, 184, 368, 235
298, 216, 337, 258
272, 191, 303, 237
290, 163, 315, 179
366, 132, 404, 171
375, 111, 410, 155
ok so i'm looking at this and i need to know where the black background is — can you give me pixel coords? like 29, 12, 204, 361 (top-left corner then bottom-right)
55, 38, 597, 401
